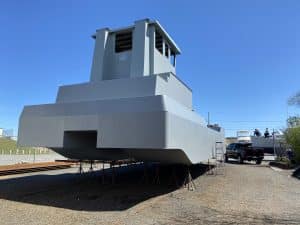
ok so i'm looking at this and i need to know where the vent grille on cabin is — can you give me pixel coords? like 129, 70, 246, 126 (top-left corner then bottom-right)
155, 30, 163, 54
115, 32, 132, 53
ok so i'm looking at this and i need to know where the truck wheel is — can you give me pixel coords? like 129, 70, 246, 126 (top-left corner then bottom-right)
256, 160, 262, 165
225, 155, 228, 162
238, 155, 243, 164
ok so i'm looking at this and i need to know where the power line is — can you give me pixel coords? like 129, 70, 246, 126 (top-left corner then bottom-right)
216, 120, 285, 123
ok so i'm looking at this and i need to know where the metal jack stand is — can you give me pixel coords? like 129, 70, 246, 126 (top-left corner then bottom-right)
78, 160, 84, 174
110, 162, 116, 184
183, 167, 196, 191
153, 164, 160, 184
89, 160, 94, 172
141, 162, 149, 184
168, 166, 179, 187
206, 159, 215, 175
101, 162, 105, 184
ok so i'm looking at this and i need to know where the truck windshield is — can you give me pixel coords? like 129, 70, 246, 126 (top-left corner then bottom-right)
242, 143, 252, 148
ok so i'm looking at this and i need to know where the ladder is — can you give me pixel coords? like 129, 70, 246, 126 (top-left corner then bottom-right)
214, 141, 225, 175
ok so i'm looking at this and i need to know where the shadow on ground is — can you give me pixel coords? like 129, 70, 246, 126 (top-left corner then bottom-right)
225, 160, 253, 165
225, 160, 269, 167
0, 163, 207, 211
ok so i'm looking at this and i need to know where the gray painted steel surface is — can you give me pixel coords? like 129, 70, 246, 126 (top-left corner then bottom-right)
18, 19, 224, 165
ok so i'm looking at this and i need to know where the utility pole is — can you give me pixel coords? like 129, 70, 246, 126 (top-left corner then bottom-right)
208, 112, 210, 125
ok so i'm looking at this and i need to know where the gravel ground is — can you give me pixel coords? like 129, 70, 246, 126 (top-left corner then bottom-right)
0, 162, 299, 225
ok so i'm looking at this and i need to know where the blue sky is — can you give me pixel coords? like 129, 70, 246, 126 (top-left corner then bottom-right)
0, 0, 300, 137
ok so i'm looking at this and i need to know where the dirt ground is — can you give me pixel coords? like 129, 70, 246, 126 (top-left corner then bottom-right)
0, 162, 299, 225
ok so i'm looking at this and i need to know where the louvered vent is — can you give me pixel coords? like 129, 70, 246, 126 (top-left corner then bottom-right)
115, 31, 132, 53
155, 30, 163, 54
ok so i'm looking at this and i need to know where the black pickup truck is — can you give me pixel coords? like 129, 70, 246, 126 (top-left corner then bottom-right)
225, 143, 264, 164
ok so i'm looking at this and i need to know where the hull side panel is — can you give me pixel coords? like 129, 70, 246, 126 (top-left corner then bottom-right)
18, 95, 224, 165
166, 112, 224, 164
52, 148, 191, 165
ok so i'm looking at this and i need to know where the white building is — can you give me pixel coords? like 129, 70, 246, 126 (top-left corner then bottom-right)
18, 19, 224, 165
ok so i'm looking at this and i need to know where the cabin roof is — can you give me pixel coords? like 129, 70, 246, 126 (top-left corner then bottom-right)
92, 19, 181, 54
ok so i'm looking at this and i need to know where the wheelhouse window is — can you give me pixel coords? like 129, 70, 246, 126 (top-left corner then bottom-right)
155, 30, 163, 54
115, 31, 132, 53
155, 29, 175, 65
171, 50, 176, 66
165, 44, 169, 58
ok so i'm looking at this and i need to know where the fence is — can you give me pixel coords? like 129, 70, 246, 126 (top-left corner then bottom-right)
0, 148, 51, 155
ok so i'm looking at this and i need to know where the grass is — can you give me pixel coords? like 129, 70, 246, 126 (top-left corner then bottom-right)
0, 137, 50, 155
269, 157, 297, 169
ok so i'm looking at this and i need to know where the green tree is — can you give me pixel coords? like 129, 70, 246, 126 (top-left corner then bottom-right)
284, 127, 300, 163
285, 92, 300, 162
287, 116, 300, 128
288, 91, 300, 107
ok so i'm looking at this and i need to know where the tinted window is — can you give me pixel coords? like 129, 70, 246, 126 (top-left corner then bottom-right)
227, 144, 234, 150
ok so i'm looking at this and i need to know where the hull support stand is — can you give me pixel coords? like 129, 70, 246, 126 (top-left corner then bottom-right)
78, 160, 83, 174
141, 162, 149, 184
153, 163, 160, 184
101, 162, 105, 184
183, 166, 196, 191
89, 160, 94, 172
